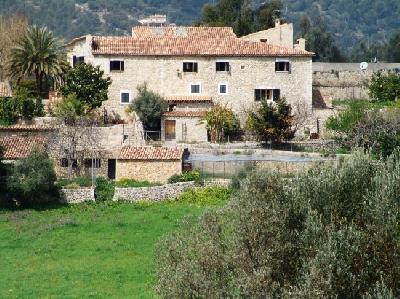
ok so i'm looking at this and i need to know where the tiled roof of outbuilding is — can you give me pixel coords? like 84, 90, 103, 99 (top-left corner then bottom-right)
118, 147, 183, 160
162, 111, 207, 118
0, 124, 56, 131
165, 95, 212, 102
0, 136, 47, 160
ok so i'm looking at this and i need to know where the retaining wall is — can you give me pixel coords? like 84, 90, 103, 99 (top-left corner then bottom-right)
312, 63, 400, 107
113, 180, 232, 202
60, 188, 95, 204
113, 181, 196, 202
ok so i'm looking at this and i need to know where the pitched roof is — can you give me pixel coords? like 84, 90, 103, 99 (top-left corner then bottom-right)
162, 111, 207, 118
91, 33, 313, 57
0, 136, 47, 160
165, 95, 213, 103
132, 26, 236, 39
118, 146, 183, 160
0, 82, 12, 97
0, 124, 56, 132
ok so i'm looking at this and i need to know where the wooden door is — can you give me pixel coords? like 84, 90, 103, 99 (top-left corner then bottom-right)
165, 120, 176, 140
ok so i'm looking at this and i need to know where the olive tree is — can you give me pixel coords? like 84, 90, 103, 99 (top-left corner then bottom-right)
155, 151, 400, 298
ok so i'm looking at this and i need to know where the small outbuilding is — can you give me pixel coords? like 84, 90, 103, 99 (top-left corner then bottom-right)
114, 147, 184, 183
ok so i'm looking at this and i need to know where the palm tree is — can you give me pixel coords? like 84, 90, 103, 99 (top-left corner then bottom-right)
8, 25, 67, 97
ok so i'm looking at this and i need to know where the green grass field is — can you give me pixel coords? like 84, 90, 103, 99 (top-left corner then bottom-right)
0, 188, 230, 298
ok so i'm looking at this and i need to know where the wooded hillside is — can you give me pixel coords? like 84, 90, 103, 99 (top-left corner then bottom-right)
0, 0, 398, 55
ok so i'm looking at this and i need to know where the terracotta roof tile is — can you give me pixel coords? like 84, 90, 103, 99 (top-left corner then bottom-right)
118, 146, 183, 160
165, 95, 213, 102
0, 124, 56, 131
91, 34, 313, 57
162, 111, 207, 117
0, 136, 47, 160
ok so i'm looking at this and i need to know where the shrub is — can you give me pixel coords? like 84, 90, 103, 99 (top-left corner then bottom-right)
57, 176, 92, 188
7, 149, 58, 205
155, 151, 400, 297
128, 83, 168, 130
345, 109, 400, 158
115, 178, 160, 188
204, 104, 241, 143
95, 177, 115, 201
167, 170, 203, 184
54, 93, 87, 121
0, 87, 44, 126
175, 187, 231, 206
60, 62, 112, 111
245, 98, 295, 144
369, 71, 400, 102
325, 100, 370, 134
0, 96, 20, 125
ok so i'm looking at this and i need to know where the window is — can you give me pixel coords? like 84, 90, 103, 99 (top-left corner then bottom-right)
183, 62, 198, 73
275, 60, 290, 72
218, 83, 228, 95
84, 158, 101, 168
110, 60, 124, 72
120, 90, 131, 104
254, 89, 281, 101
190, 84, 201, 94
73, 56, 85, 67
60, 159, 77, 168
216, 61, 230, 72
60, 158, 68, 168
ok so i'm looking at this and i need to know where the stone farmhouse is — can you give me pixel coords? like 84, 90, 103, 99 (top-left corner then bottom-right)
0, 124, 184, 183
65, 20, 313, 143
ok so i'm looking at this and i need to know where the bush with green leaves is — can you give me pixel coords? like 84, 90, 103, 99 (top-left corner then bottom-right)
60, 62, 112, 112
128, 83, 168, 130
0, 87, 44, 126
245, 98, 295, 144
346, 109, 400, 158
155, 151, 400, 298
115, 178, 161, 188
7, 149, 58, 206
95, 177, 115, 201
57, 176, 92, 188
204, 104, 241, 143
167, 170, 203, 184
369, 71, 400, 102
325, 100, 371, 134
53, 93, 87, 121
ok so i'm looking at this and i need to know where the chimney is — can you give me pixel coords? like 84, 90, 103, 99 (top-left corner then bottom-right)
295, 38, 306, 50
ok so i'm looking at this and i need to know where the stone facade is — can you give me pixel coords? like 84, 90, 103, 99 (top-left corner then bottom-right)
66, 49, 312, 123
115, 160, 182, 183
59, 188, 95, 204
241, 20, 294, 48
161, 115, 208, 143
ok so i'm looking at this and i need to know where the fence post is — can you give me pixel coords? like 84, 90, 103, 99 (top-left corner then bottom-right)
224, 161, 226, 179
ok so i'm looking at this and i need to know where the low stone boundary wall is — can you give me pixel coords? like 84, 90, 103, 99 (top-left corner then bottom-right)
203, 179, 232, 188
60, 188, 95, 204
113, 181, 196, 202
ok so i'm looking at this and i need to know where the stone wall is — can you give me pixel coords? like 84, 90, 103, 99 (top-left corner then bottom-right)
113, 181, 196, 202
241, 21, 294, 48
161, 116, 208, 143
115, 159, 182, 183
68, 39, 312, 123
313, 63, 400, 107
59, 188, 95, 204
